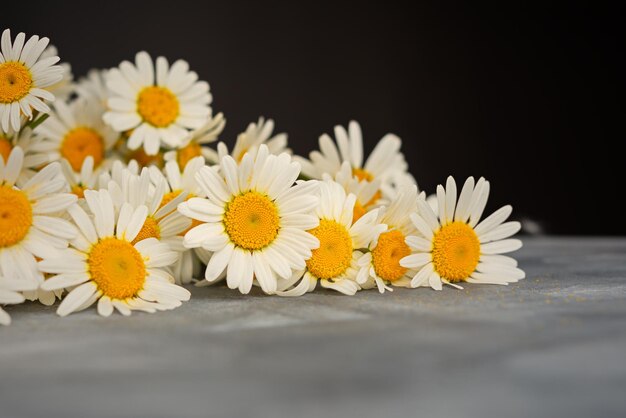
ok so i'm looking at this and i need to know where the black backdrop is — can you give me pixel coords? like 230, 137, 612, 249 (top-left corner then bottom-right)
5, 2, 624, 234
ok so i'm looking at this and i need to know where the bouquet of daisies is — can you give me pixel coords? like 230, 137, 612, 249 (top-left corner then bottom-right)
0, 29, 524, 325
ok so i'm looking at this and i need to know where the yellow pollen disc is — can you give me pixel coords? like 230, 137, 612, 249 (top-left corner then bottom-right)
88, 237, 146, 299
306, 219, 353, 280
0, 137, 12, 162
131, 216, 161, 245
432, 221, 481, 282
71, 184, 87, 198
0, 62, 33, 103
371, 230, 411, 281
61, 127, 105, 172
223, 191, 280, 250
128, 148, 163, 168
0, 186, 33, 248
353, 167, 374, 182
177, 142, 202, 169
137, 86, 179, 128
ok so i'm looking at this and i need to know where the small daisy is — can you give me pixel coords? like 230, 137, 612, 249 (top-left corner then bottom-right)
39, 188, 190, 317
400, 176, 524, 290
103, 51, 212, 155
35, 98, 117, 172
60, 156, 103, 199
0, 275, 38, 325
40, 45, 73, 101
295, 121, 410, 198
330, 161, 381, 222
278, 180, 387, 296
214, 117, 288, 163
75, 68, 109, 107
179, 145, 320, 294
0, 29, 64, 132
163, 112, 225, 168
356, 185, 419, 293
149, 156, 208, 284
1, 126, 49, 184
0, 147, 77, 282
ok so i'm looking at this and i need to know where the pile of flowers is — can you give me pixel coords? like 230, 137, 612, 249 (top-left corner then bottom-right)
0, 29, 524, 325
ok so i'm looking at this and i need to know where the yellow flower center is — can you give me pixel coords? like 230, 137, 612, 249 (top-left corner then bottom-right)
0, 185, 32, 248
87, 237, 146, 299
306, 219, 353, 280
0, 62, 33, 103
177, 142, 202, 169
127, 147, 163, 168
137, 86, 179, 128
131, 216, 161, 245
223, 191, 280, 250
432, 221, 481, 282
61, 127, 105, 172
0, 137, 12, 163
371, 230, 411, 281
352, 167, 374, 182
71, 184, 87, 198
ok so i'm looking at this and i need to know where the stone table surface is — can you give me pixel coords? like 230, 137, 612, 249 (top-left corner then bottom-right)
1, 237, 625, 418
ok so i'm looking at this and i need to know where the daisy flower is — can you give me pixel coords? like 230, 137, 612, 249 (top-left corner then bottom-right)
213, 117, 288, 163
0, 29, 64, 132
1, 126, 49, 183
400, 176, 525, 290
330, 161, 381, 222
106, 167, 190, 254
356, 185, 419, 293
75, 68, 109, 107
0, 276, 38, 325
163, 112, 225, 168
149, 156, 208, 284
61, 156, 103, 199
103, 51, 212, 155
178, 145, 320, 294
295, 121, 411, 199
40, 45, 73, 101
35, 98, 117, 172
39, 188, 190, 317
278, 180, 387, 296
0, 147, 77, 282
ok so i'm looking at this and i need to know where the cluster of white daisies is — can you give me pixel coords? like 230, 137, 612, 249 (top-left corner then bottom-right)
0, 29, 524, 325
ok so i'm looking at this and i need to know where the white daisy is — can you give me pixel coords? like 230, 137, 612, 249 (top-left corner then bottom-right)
1, 126, 49, 184
34, 97, 117, 172
0, 147, 77, 282
40, 45, 73, 101
356, 185, 419, 293
277, 180, 387, 296
75, 68, 109, 107
60, 156, 103, 199
0, 275, 38, 325
39, 188, 190, 317
163, 112, 225, 168
329, 161, 381, 223
295, 121, 410, 196
178, 145, 320, 294
213, 117, 288, 163
400, 176, 525, 290
0, 29, 64, 132
149, 156, 208, 284
103, 51, 212, 155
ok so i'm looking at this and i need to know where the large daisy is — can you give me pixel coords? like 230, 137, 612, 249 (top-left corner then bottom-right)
356, 185, 419, 293
149, 156, 208, 284
278, 180, 387, 296
213, 117, 288, 163
39, 189, 189, 317
0, 29, 63, 132
103, 51, 212, 155
294, 120, 411, 198
178, 145, 320, 294
35, 98, 117, 172
163, 112, 225, 169
0, 275, 38, 325
400, 176, 524, 290
0, 147, 77, 281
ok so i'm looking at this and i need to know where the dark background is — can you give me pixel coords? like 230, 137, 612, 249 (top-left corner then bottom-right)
6, 2, 624, 234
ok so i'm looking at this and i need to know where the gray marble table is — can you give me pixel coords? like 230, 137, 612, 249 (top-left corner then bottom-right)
1, 237, 625, 418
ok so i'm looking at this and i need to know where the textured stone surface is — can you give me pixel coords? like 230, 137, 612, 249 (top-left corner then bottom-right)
1, 237, 626, 418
